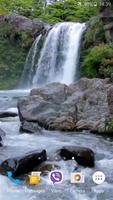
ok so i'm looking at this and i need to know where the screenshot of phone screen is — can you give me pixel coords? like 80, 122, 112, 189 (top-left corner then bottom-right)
0, 0, 113, 200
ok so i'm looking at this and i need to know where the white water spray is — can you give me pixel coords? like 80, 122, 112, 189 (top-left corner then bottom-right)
20, 34, 42, 87
32, 22, 86, 87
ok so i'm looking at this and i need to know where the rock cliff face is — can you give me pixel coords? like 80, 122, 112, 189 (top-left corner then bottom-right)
0, 14, 50, 89
99, 0, 113, 42
17, 78, 113, 134
100, 0, 113, 42
0, 14, 50, 41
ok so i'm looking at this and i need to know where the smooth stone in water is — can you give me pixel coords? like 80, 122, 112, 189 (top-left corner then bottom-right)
58, 146, 95, 167
0, 111, 18, 118
0, 150, 47, 176
20, 121, 42, 133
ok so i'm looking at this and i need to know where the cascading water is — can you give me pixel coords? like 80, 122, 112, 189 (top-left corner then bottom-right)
32, 22, 86, 87
20, 34, 42, 88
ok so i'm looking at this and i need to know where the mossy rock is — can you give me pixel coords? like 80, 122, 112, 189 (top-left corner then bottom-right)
105, 118, 113, 134
0, 15, 47, 89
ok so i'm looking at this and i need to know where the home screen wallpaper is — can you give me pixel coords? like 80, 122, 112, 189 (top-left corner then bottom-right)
0, 0, 113, 200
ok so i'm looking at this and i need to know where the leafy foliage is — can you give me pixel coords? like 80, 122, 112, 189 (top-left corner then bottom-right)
105, 118, 113, 133
0, 0, 99, 23
43, 0, 99, 23
81, 44, 113, 78
0, 39, 27, 89
0, 22, 29, 89
83, 18, 106, 48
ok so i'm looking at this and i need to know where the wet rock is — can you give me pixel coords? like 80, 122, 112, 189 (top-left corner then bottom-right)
0, 150, 47, 176
0, 128, 5, 137
0, 111, 18, 118
18, 82, 76, 131
0, 128, 5, 147
20, 121, 41, 133
58, 146, 95, 167
36, 162, 60, 174
17, 78, 112, 133
76, 120, 103, 132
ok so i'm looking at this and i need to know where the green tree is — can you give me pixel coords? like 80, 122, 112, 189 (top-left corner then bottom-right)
0, 0, 99, 23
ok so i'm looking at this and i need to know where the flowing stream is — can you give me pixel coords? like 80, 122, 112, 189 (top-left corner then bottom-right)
0, 91, 113, 200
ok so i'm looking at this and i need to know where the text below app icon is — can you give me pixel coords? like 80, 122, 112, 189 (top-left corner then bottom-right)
50, 171, 63, 184
92, 171, 105, 185
28, 172, 41, 185
7, 171, 21, 185
71, 172, 85, 183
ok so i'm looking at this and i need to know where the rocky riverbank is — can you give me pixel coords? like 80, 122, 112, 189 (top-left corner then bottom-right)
17, 77, 113, 134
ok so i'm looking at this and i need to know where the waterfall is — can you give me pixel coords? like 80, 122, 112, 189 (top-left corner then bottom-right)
20, 34, 42, 88
32, 22, 86, 87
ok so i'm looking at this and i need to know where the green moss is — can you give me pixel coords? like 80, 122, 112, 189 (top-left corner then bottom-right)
0, 18, 47, 89
0, 39, 27, 89
83, 18, 106, 48
105, 119, 113, 133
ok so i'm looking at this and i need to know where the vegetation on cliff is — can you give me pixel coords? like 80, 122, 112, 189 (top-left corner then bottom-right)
80, 3, 113, 78
0, 20, 34, 89
0, 0, 99, 23
0, 0, 113, 89
0, 0, 100, 89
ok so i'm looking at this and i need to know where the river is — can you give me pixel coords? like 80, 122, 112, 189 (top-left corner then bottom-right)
0, 90, 113, 200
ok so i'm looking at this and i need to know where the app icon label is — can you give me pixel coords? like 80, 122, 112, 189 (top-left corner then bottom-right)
92, 171, 105, 185
7, 171, 21, 185
28, 172, 41, 185
71, 172, 85, 183
50, 171, 63, 184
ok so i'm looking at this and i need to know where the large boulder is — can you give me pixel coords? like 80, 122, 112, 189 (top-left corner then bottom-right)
18, 82, 77, 131
17, 78, 112, 133
58, 146, 95, 167
0, 150, 47, 176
